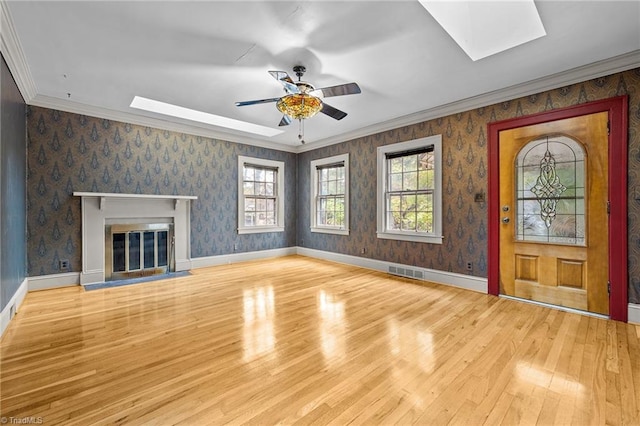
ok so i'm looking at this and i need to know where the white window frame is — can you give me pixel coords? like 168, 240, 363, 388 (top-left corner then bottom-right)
310, 153, 349, 235
238, 156, 285, 234
376, 135, 443, 244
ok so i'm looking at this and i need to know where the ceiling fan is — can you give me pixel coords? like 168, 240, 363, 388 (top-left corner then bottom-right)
235, 65, 361, 142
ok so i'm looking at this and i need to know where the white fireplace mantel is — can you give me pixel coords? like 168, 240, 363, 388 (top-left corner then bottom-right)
74, 192, 197, 285
73, 192, 197, 210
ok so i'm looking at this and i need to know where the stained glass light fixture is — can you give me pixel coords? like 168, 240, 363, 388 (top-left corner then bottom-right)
276, 83, 323, 120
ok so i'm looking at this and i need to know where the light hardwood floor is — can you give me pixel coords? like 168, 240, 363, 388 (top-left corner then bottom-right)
1, 255, 640, 425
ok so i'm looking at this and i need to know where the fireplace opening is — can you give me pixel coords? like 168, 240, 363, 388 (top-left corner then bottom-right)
105, 223, 174, 281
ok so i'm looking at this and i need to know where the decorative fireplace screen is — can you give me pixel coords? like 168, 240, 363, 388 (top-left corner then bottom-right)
105, 223, 174, 281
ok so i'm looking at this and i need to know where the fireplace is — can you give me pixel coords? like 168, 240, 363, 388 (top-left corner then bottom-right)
105, 223, 174, 281
74, 192, 196, 285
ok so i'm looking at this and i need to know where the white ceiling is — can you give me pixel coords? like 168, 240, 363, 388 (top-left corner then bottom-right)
3, 1, 640, 152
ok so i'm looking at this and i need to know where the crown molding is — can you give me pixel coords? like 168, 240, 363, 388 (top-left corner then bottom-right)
22, 45, 640, 155
0, 0, 296, 153
29, 94, 299, 153
298, 49, 640, 153
2, 0, 637, 155
0, 0, 37, 101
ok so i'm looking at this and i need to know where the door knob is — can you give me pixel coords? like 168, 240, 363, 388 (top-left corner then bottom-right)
502, 217, 510, 224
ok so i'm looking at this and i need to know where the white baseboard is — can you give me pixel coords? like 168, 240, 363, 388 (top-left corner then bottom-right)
28, 272, 80, 291
30, 249, 295, 288
628, 303, 640, 325
175, 259, 193, 272
190, 247, 298, 269
16, 249, 640, 323
1, 277, 28, 337
80, 269, 104, 286
296, 247, 488, 293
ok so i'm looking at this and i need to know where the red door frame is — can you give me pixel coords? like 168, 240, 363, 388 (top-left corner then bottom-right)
487, 96, 629, 322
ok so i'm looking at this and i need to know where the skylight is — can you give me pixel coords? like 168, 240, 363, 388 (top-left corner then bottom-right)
419, 0, 546, 61
130, 96, 284, 138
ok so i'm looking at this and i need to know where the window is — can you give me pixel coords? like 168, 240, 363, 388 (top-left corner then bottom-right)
515, 135, 585, 245
310, 154, 349, 235
377, 135, 443, 244
238, 156, 285, 234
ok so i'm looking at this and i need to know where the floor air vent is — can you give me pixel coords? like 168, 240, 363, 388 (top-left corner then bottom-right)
389, 266, 424, 280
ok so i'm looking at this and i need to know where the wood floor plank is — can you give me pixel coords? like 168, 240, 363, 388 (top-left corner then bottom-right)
1, 255, 639, 425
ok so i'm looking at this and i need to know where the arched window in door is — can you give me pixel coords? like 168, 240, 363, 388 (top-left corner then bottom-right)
515, 135, 586, 246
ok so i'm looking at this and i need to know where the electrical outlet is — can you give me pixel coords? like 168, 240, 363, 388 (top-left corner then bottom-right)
466, 261, 473, 271
9, 304, 16, 319
233, 243, 238, 251
59, 259, 70, 271
361, 248, 366, 254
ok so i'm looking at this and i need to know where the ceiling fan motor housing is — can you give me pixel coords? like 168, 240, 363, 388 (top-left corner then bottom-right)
293, 65, 306, 80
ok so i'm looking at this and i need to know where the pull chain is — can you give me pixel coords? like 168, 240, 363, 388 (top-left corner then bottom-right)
298, 119, 305, 144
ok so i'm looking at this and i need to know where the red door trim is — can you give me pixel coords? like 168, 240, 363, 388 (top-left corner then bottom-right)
487, 96, 628, 322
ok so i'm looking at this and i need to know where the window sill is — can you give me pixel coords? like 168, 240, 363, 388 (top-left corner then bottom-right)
238, 226, 284, 235
310, 227, 349, 236
376, 231, 443, 244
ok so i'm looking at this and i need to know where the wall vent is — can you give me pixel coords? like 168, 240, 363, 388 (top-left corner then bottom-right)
388, 266, 424, 281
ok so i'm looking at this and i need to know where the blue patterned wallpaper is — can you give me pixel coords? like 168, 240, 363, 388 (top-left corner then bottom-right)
297, 121, 489, 275
297, 69, 640, 300
26, 108, 297, 276
26, 69, 640, 303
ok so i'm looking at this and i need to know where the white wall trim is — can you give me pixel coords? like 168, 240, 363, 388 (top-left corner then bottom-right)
25, 249, 291, 290
0, 2, 294, 154
190, 247, 297, 269
237, 156, 286, 235
28, 95, 299, 154
19, 252, 640, 323
175, 259, 193, 272
310, 153, 350, 234
2, 0, 637, 157
297, 50, 640, 153
28, 272, 80, 291
1, 277, 28, 337
79, 270, 103, 287
628, 303, 640, 325
296, 247, 487, 293
29, 48, 640, 154
0, 0, 37, 102
376, 136, 443, 244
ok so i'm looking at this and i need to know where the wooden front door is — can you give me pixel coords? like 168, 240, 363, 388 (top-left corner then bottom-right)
498, 112, 609, 314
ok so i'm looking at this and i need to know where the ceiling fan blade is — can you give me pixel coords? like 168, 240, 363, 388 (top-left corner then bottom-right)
314, 82, 361, 98
235, 97, 281, 107
268, 70, 299, 94
320, 102, 348, 121
278, 115, 292, 127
